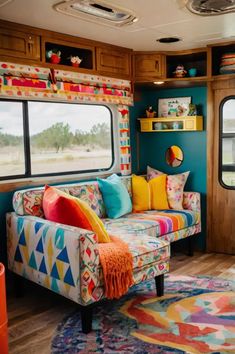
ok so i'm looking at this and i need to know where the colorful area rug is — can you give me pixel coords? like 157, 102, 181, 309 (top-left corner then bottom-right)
51, 275, 235, 354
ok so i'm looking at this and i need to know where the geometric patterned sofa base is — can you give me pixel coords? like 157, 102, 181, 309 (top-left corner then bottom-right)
6, 212, 170, 333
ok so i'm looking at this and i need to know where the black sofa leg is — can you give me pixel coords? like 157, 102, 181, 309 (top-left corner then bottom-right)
13, 273, 24, 298
155, 274, 164, 297
80, 304, 93, 334
188, 236, 194, 257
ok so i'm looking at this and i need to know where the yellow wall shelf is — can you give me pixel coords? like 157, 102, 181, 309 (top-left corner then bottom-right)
138, 116, 203, 132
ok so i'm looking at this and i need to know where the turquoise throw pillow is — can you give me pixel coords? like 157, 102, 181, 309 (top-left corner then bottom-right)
97, 174, 132, 219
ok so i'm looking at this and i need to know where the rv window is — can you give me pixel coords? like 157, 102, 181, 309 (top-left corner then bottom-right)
0, 100, 114, 180
220, 97, 235, 188
0, 101, 25, 178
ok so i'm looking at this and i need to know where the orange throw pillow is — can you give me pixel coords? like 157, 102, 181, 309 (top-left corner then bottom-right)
43, 185, 110, 243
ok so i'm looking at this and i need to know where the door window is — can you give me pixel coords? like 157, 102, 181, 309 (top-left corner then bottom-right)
220, 97, 235, 187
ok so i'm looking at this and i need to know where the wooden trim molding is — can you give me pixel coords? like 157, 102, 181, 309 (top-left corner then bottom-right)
206, 81, 214, 252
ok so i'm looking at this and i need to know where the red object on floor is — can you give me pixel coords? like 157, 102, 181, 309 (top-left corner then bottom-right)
0, 263, 8, 354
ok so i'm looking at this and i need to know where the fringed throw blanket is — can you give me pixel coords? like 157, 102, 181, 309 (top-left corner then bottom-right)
98, 236, 134, 299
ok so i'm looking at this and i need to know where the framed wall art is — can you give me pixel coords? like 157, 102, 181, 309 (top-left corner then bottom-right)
158, 97, 191, 117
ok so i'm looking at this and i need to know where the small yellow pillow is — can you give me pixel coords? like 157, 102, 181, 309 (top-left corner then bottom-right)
132, 175, 151, 211
132, 174, 169, 211
149, 174, 169, 210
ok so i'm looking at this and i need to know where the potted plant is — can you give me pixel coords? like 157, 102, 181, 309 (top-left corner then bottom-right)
69, 55, 82, 67
46, 49, 61, 64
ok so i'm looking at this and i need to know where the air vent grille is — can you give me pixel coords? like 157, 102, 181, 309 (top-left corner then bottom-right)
54, 0, 138, 26
186, 0, 235, 15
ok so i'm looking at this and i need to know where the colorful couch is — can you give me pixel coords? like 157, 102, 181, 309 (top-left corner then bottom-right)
6, 176, 201, 332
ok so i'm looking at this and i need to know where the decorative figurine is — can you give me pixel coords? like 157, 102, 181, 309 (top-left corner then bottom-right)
173, 65, 187, 78
46, 49, 61, 64
146, 106, 156, 118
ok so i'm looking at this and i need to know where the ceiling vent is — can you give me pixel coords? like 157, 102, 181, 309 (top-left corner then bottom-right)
54, 0, 138, 27
183, 0, 235, 15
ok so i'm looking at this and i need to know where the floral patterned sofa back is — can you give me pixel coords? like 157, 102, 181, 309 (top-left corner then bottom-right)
12, 177, 132, 219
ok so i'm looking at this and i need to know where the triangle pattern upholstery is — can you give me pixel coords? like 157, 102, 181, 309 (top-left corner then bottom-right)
39, 257, 47, 274
34, 222, 44, 234
57, 247, 69, 263
14, 245, 23, 263
64, 266, 75, 287
36, 237, 44, 253
18, 229, 27, 246
51, 262, 60, 280
28, 251, 37, 270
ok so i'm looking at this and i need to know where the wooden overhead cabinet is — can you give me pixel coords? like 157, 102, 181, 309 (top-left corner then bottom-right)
0, 27, 40, 61
134, 53, 165, 81
96, 47, 131, 78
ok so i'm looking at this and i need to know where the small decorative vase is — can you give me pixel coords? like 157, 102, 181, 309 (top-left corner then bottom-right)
72, 62, 79, 67
50, 54, 60, 64
153, 122, 162, 130
188, 68, 197, 77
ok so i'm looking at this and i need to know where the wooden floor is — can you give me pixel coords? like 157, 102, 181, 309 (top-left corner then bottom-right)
7, 252, 235, 354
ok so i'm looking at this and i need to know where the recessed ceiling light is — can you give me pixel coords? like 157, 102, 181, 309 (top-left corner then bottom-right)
132, 17, 139, 23
153, 81, 165, 85
156, 37, 181, 43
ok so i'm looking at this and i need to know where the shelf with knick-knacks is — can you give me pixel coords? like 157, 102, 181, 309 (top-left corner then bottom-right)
138, 116, 203, 132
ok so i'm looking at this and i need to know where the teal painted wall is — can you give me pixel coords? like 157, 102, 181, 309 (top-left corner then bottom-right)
0, 86, 207, 264
130, 86, 207, 250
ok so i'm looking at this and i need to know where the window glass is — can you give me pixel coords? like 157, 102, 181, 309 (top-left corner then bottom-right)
0, 101, 25, 177
28, 102, 113, 175
220, 98, 235, 187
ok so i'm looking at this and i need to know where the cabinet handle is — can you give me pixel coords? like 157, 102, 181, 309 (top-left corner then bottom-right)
27, 36, 34, 54
155, 61, 159, 72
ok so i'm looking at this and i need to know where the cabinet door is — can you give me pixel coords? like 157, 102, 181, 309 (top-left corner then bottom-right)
96, 47, 131, 77
0, 28, 40, 61
135, 54, 164, 79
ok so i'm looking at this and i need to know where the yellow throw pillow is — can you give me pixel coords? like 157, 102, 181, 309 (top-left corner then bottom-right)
132, 175, 151, 211
149, 174, 169, 210
132, 174, 169, 211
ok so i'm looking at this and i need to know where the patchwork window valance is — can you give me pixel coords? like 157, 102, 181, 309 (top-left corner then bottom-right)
0, 62, 133, 106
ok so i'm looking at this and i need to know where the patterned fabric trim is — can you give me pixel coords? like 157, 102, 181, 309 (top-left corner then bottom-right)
0, 62, 133, 106
118, 107, 131, 175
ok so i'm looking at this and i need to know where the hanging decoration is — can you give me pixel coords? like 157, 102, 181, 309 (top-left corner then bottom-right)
118, 107, 131, 175
48, 68, 58, 93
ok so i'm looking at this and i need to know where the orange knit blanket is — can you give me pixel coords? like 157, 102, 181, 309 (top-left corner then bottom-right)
98, 235, 134, 299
